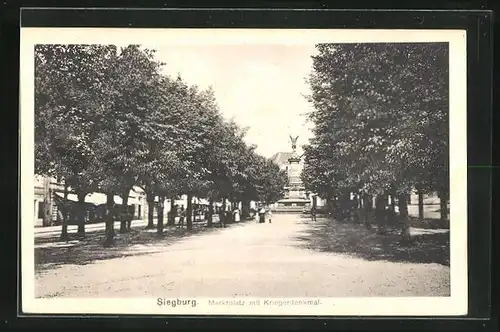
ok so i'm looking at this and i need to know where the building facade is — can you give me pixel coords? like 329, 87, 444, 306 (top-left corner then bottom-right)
33, 175, 148, 227
34, 174, 251, 227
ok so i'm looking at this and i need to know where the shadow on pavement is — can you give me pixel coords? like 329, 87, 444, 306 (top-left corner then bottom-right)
293, 217, 449, 266
35, 222, 244, 273
406, 216, 450, 230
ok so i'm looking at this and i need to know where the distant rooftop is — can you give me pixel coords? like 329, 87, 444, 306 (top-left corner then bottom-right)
270, 151, 302, 165
270, 152, 293, 165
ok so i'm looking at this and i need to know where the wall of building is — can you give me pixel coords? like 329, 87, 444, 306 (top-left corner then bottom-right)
409, 192, 441, 205
33, 175, 60, 227
33, 175, 45, 226
141, 195, 238, 223
33, 175, 149, 227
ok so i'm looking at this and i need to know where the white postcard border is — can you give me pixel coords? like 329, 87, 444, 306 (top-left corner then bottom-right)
20, 28, 468, 316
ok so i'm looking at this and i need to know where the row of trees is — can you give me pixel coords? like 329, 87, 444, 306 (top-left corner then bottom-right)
35, 44, 287, 245
301, 43, 450, 237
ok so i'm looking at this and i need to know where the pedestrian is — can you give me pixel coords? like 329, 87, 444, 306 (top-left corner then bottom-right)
311, 206, 317, 222
233, 208, 240, 222
219, 208, 226, 228
268, 208, 272, 223
258, 207, 266, 223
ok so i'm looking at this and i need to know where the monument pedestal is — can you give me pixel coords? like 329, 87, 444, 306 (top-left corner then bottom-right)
273, 199, 310, 213
273, 148, 311, 213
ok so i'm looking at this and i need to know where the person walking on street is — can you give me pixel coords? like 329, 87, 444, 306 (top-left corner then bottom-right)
258, 207, 266, 223
219, 208, 226, 228
311, 206, 317, 222
268, 208, 272, 223
233, 208, 240, 222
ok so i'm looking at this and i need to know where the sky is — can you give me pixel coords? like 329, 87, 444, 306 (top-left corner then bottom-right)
150, 44, 318, 158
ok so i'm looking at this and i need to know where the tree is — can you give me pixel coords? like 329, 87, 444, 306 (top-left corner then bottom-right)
135, 76, 187, 230
35, 44, 117, 238
142, 77, 211, 233
172, 84, 230, 230
303, 43, 450, 233
255, 157, 288, 205
206, 119, 250, 217
92, 45, 166, 243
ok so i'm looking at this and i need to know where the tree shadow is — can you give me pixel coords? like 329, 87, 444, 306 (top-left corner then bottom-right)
35, 222, 245, 273
406, 216, 450, 229
293, 217, 449, 266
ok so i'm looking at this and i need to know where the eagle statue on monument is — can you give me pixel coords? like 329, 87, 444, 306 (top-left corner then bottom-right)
289, 135, 299, 151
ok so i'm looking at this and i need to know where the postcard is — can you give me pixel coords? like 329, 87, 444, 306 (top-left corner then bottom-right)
20, 27, 467, 316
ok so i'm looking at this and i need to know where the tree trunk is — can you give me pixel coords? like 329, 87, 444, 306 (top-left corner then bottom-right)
119, 190, 130, 233
222, 197, 227, 212
362, 194, 367, 209
387, 189, 397, 226
398, 194, 409, 219
157, 196, 165, 235
390, 188, 396, 211
221, 197, 228, 226
362, 194, 372, 228
398, 193, 411, 241
60, 181, 69, 241
186, 193, 193, 230
207, 198, 214, 228
241, 199, 250, 220
104, 192, 115, 246
337, 191, 351, 220
418, 190, 424, 221
76, 192, 87, 238
439, 190, 449, 221
352, 193, 361, 223
146, 191, 155, 229
330, 197, 337, 216
375, 194, 387, 233
166, 198, 175, 226
127, 204, 133, 231
325, 193, 334, 216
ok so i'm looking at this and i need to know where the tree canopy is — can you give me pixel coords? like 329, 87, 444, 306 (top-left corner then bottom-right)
302, 43, 449, 223
35, 44, 288, 243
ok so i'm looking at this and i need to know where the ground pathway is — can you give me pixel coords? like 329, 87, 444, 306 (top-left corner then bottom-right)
35, 214, 450, 298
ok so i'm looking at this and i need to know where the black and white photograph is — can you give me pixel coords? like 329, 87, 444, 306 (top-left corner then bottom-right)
20, 28, 468, 316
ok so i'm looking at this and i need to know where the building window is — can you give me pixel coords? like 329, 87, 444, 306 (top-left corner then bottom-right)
137, 205, 141, 218
37, 201, 44, 219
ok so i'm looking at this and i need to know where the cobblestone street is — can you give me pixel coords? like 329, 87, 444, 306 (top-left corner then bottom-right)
35, 214, 450, 298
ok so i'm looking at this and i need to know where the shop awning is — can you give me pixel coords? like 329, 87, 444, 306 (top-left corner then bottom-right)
54, 192, 140, 205
54, 192, 79, 202
194, 198, 210, 205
